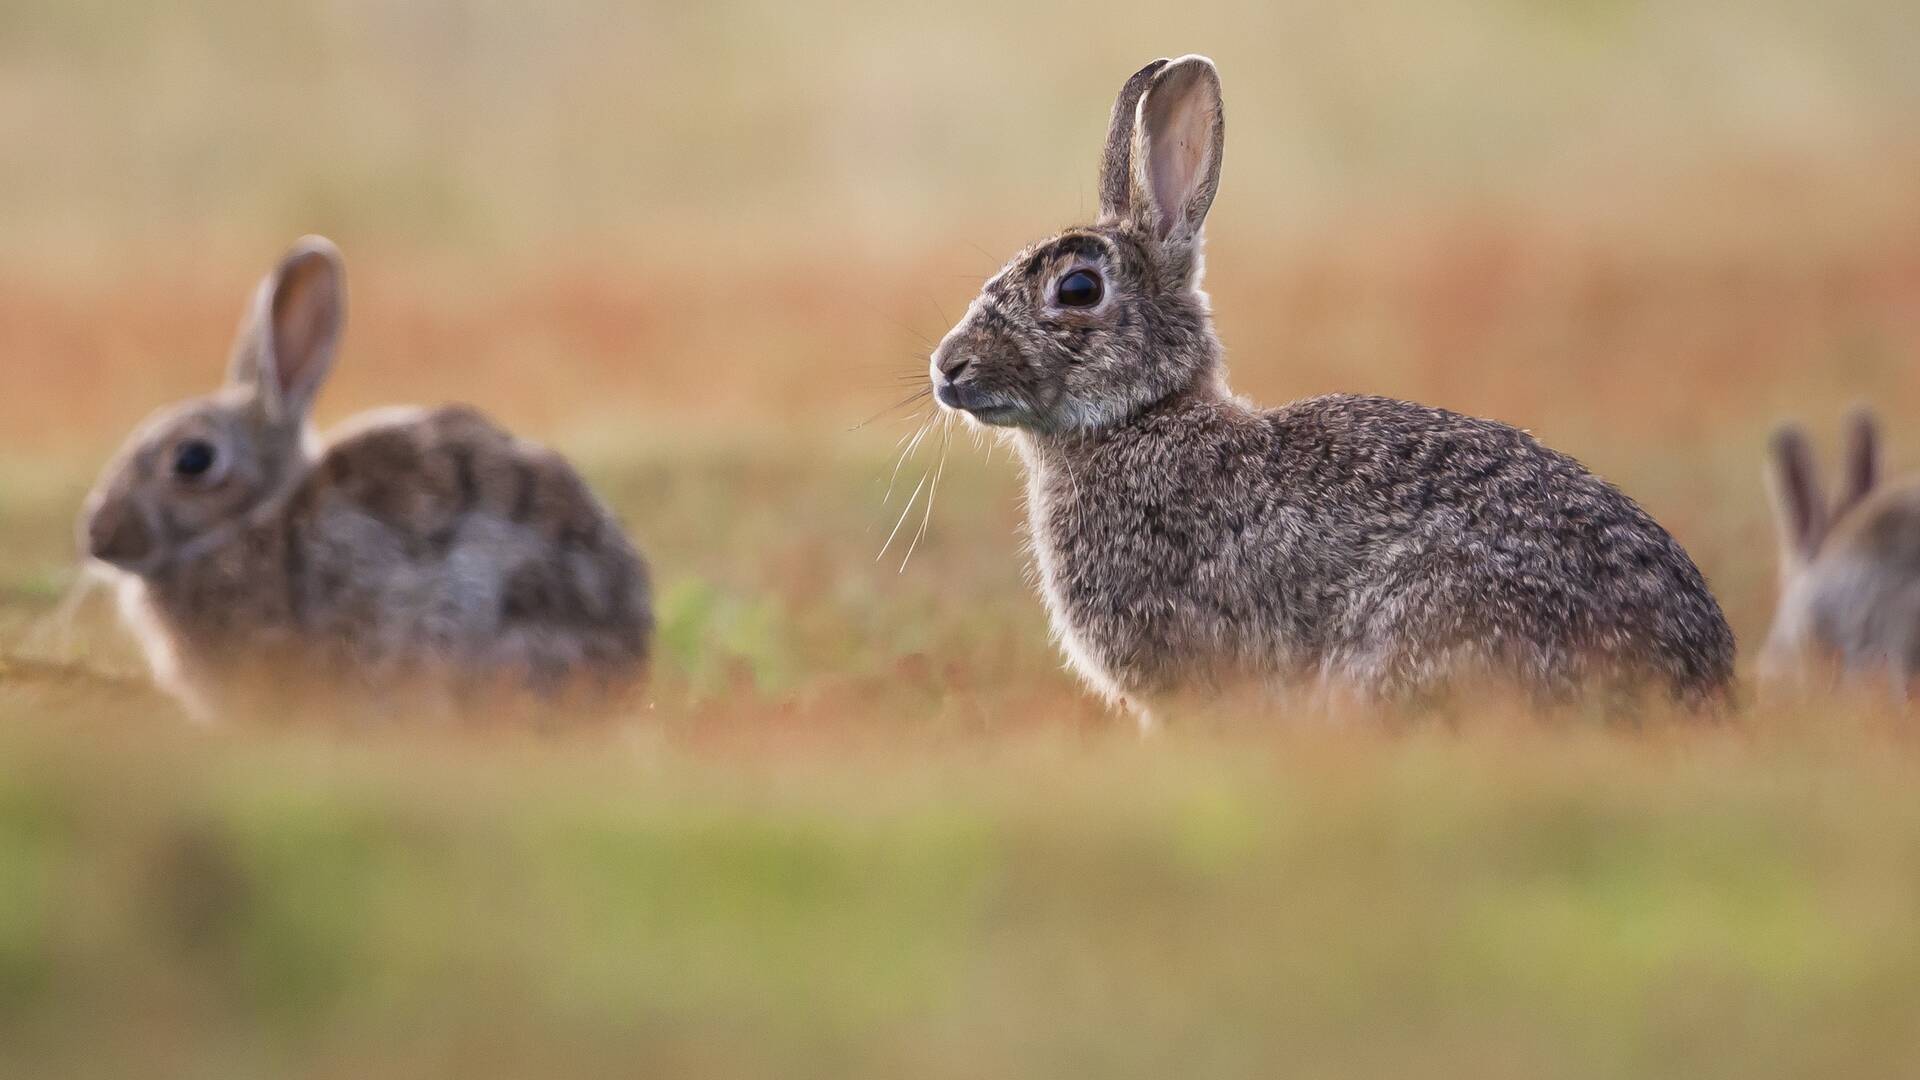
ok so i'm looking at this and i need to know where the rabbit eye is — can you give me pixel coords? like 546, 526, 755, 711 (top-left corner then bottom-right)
1056, 269, 1103, 308
173, 440, 217, 479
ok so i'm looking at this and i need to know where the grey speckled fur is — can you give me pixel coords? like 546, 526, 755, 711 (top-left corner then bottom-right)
930, 56, 1734, 723
1763, 409, 1920, 695
80, 237, 652, 722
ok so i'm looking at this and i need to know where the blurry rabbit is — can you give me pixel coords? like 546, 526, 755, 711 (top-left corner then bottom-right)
927, 56, 1734, 727
80, 237, 652, 722
1762, 409, 1920, 696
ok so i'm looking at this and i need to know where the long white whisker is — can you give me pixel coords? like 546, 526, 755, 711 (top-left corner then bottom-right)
882, 414, 935, 505
877, 467, 931, 562
900, 416, 952, 573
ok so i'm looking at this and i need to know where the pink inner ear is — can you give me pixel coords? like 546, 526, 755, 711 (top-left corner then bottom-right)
1136, 65, 1220, 239
1151, 96, 1212, 225
269, 254, 341, 398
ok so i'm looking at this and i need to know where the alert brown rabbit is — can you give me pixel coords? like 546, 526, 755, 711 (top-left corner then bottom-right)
1762, 409, 1920, 697
80, 237, 652, 722
927, 56, 1734, 727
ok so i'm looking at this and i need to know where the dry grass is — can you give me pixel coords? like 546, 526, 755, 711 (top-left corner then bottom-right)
5, 0, 1920, 1075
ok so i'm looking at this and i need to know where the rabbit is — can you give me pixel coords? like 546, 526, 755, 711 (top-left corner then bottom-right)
1761, 408, 1920, 696
927, 55, 1734, 728
78, 237, 653, 723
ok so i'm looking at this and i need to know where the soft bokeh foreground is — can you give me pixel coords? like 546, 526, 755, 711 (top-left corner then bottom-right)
4, 0, 1920, 1076
5, 697, 1920, 1080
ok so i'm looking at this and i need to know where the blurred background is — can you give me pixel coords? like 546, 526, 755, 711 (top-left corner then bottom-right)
3, 2, 1920, 1077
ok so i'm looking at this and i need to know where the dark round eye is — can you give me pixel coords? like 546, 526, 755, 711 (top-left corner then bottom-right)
173, 439, 217, 479
1056, 269, 1103, 308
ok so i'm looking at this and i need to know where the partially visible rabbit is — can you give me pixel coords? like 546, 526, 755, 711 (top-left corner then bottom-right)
1762, 409, 1920, 695
927, 56, 1735, 727
79, 237, 652, 722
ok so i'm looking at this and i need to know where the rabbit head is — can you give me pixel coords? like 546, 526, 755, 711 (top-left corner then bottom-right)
931, 56, 1228, 435
1766, 408, 1880, 584
1761, 407, 1888, 681
80, 237, 346, 576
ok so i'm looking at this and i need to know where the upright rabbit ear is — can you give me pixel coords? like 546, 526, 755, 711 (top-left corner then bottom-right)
1767, 423, 1830, 566
228, 236, 347, 426
1097, 58, 1170, 224
1126, 55, 1225, 244
1833, 406, 1882, 523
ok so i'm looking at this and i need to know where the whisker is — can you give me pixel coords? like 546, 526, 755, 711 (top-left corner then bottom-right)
867, 366, 933, 385
890, 417, 925, 452
848, 385, 932, 432
900, 415, 952, 573
925, 294, 952, 329
882, 414, 936, 505
858, 299, 939, 350
877, 467, 931, 563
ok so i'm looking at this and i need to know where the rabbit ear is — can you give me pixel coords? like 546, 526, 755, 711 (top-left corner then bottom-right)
1833, 406, 1881, 522
1126, 55, 1225, 244
1097, 59, 1170, 223
229, 236, 347, 425
1767, 424, 1830, 565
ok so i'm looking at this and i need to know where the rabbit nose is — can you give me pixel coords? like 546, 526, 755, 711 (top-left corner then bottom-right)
936, 353, 973, 384
933, 351, 983, 410
86, 501, 155, 567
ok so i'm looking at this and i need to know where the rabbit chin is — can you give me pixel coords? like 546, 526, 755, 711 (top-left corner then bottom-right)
939, 394, 1129, 437
941, 399, 1030, 429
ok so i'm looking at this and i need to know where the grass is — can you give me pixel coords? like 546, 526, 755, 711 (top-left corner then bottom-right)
6, 0, 1920, 1075
4, 703, 1920, 1079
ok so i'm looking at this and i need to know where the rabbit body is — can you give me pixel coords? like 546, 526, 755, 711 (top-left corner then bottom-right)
1022, 389, 1733, 709
118, 406, 651, 718
933, 57, 1733, 719
83, 239, 651, 721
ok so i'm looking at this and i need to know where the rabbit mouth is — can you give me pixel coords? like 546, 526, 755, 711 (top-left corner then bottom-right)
962, 404, 1027, 426
935, 383, 1028, 426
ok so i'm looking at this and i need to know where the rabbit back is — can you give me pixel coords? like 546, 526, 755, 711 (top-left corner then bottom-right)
1025, 393, 1734, 707
284, 404, 652, 704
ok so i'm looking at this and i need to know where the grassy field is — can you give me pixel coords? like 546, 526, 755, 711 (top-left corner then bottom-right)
5, 0, 1920, 1075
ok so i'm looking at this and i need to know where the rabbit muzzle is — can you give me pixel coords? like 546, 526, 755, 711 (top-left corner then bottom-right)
930, 329, 1032, 426
81, 493, 158, 572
